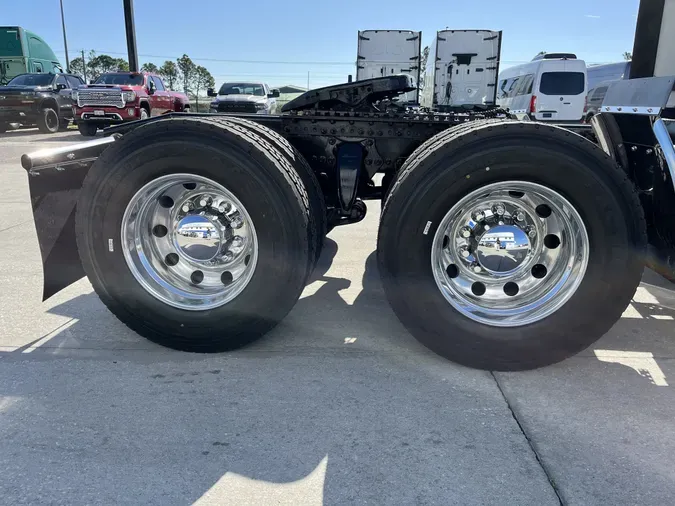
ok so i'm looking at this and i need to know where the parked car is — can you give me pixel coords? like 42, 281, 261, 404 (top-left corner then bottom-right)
208, 82, 280, 114
497, 53, 587, 123
72, 71, 189, 136
0, 72, 84, 133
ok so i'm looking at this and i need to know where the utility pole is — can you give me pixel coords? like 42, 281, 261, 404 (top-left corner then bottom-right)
81, 49, 87, 83
59, 0, 70, 72
122, 0, 139, 72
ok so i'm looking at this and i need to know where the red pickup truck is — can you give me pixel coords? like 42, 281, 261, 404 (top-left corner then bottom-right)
72, 71, 189, 136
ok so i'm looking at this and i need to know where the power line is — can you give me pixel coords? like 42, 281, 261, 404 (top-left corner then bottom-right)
52, 49, 625, 67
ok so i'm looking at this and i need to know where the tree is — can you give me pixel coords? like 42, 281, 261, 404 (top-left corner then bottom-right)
85, 53, 129, 80
158, 61, 178, 90
69, 56, 86, 79
190, 65, 215, 109
176, 54, 196, 95
420, 46, 430, 71
141, 62, 158, 73
623, 51, 632, 60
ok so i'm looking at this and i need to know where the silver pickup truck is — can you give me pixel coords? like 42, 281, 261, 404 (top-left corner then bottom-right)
208, 81, 280, 114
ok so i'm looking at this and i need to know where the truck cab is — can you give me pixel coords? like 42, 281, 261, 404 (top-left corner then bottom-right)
0, 27, 63, 85
72, 72, 189, 136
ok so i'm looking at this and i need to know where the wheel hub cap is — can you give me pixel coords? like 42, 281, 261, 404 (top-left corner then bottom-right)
176, 215, 222, 261
475, 225, 531, 274
431, 181, 589, 327
121, 174, 258, 311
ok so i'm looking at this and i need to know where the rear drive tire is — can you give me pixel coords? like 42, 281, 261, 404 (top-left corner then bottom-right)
75, 116, 311, 352
78, 122, 98, 137
217, 116, 326, 269
37, 107, 59, 133
378, 121, 646, 371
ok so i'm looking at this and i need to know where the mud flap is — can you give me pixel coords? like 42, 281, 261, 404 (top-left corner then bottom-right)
27, 164, 91, 300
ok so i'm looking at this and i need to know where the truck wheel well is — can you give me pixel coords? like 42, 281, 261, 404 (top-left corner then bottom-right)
40, 98, 58, 111
140, 101, 150, 113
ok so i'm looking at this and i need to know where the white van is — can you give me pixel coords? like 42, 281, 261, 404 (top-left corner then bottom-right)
497, 53, 587, 122
356, 30, 422, 104
420, 29, 502, 110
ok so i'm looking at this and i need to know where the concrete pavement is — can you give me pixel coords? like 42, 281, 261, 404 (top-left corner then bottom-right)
0, 128, 674, 504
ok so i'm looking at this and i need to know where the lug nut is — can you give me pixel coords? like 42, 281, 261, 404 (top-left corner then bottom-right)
460, 227, 471, 238
199, 196, 213, 208
473, 211, 485, 222
217, 201, 232, 214
460, 248, 471, 258
222, 251, 234, 262
473, 265, 482, 273
498, 220, 504, 226
515, 211, 526, 222
493, 204, 505, 216
230, 216, 244, 229
526, 226, 536, 238
484, 224, 490, 231
182, 202, 193, 213
231, 236, 243, 247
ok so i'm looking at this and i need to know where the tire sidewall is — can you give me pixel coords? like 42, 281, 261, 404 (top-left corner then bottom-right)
140, 108, 149, 120
39, 107, 59, 133
379, 132, 642, 368
78, 130, 309, 347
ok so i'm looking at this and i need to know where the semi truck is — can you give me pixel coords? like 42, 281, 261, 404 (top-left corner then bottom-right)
0, 26, 63, 85
356, 30, 422, 105
15, 0, 675, 372
420, 29, 502, 111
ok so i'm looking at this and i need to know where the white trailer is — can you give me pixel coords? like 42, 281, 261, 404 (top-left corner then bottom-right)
356, 29, 422, 104
420, 29, 502, 110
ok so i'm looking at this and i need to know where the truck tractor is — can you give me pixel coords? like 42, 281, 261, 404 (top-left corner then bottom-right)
18, 0, 675, 371
20, 69, 675, 371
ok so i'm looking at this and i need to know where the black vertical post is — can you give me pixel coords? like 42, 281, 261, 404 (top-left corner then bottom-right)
123, 0, 139, 72
59, 0, 70, 72
630, 0, 665, 78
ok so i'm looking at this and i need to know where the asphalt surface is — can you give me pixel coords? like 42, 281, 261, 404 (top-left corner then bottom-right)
1, 128, 675, 505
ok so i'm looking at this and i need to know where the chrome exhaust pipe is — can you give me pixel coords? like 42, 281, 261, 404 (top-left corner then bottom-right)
21, 136, 116, 172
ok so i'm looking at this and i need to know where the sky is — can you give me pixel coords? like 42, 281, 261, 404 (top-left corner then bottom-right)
4, 0, 640, 89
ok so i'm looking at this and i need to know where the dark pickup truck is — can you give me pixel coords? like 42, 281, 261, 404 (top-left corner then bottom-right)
0, 72, 84, 133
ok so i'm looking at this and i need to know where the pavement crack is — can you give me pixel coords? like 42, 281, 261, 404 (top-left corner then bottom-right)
491, 371, 565, 506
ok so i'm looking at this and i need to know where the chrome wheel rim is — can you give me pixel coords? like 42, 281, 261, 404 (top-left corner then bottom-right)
121, 174, 258, 311
431, 181, 589, 327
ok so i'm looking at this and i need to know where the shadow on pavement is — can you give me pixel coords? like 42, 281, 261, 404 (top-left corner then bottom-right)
2, 236, 675, 504
0, 237, 560, 504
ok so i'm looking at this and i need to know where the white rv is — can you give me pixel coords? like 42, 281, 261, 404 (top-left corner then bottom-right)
420, 29, 502, 110
497, 53, 587, 122
587, 61, 631, 90
356, 29, 422, 104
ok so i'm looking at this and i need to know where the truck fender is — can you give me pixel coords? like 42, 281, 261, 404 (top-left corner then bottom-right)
38, 96, 59, 113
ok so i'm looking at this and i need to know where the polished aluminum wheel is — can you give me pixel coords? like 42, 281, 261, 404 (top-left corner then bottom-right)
121, 174, 258, 310
431, 181, 589, 327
